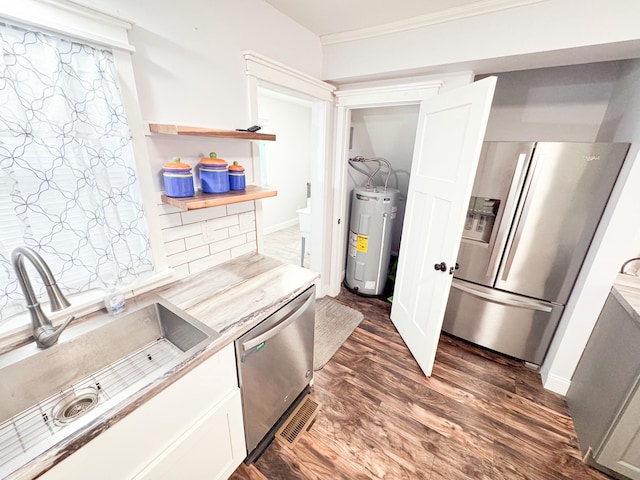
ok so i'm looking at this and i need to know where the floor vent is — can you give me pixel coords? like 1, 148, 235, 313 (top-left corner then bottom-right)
276, 396, 320, 448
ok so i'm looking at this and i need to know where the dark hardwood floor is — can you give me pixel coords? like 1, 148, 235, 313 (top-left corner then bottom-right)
230, 288, 611, 480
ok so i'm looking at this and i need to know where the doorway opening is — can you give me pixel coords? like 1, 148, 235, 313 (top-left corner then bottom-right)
243, 51, 335, 295
328, 82, 443, 296
257, 87, 314, 268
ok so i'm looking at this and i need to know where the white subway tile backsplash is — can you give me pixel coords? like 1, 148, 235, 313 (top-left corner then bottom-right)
238, 211, 255, 233
227, 201, 254, 215
158, 212, 183, 229
231, 240, 257, 257
157, 198, 257, 275
209, 234, 248, 255
188, 250, 231, 274
164, 239, 186, 256
181, 205, 227, 225
184, 227, 229, 249
167, 245, 209, 267
162, 222, 203, 243
171, 263, 191, 279
157, 203, 183, 215
184, 234, 205, 250
209, 214, 239, 230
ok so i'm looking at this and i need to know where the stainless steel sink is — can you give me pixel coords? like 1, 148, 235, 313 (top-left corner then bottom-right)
0, 295, 218, 477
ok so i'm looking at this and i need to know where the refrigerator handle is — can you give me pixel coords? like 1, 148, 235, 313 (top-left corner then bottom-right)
500, 154, 546, 282
485, 153, 528, 279
452, 279, 552, 312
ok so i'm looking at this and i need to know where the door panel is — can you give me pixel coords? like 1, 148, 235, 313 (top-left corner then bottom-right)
391, 77, 497, 376
455, 142, 534, 286
443, 279, 563, 364
495, 142, 629, 303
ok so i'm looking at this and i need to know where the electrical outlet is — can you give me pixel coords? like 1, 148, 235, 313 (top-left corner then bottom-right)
201, 220, 216, 242
239, 213, 253, 233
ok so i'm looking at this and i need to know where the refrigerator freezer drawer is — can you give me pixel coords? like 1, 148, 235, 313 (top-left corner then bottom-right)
443, 280, 563, 364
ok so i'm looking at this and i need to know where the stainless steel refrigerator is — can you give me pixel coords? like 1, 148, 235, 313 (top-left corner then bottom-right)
443, 142, 629, 365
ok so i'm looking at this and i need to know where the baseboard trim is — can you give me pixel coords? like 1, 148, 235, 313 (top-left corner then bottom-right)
541, 369, 571, 396
263, 218, 298, 235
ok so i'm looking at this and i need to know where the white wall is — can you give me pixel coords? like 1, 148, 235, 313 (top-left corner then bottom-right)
322, 0, 640, 82
257, 88, 312, 233
77, 0, 322, 276
541, 59, 640, 393
349, 105, 419, 252
350, 106, 418, 183
482, 62, 621, 142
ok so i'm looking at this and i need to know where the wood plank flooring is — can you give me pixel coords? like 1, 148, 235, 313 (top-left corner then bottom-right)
230, 288, 612, 480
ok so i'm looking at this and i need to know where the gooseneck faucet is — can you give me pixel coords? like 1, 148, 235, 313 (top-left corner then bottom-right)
11, 247, 75, 348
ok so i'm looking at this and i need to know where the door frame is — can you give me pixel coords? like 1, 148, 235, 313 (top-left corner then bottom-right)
328, 81, 446, 296
243, 51, 335, 295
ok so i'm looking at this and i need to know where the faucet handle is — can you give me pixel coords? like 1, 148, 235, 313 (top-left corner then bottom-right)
34, 315, 76, 348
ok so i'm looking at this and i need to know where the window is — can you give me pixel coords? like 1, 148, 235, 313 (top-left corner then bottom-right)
0, 22, 153, 323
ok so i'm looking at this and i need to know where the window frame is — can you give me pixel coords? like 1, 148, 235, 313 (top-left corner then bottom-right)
0, 1, 171, 349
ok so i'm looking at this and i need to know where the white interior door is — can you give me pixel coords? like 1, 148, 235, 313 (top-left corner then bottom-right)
390, 76, 497, 376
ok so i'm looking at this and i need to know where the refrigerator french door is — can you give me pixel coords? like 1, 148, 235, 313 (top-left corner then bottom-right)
443, 142, 629, 364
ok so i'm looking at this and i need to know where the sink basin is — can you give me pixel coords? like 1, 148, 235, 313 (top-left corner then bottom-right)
0, 295, 218, 477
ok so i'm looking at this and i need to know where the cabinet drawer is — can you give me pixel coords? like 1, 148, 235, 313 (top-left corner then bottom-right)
40, 344, 239, 479
134, 388, 245, 480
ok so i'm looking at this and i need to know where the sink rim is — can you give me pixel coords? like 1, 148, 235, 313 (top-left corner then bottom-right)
0, 294, 218, 371
0, 294, 219, 479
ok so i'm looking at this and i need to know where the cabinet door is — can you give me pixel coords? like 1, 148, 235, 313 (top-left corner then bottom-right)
134, 389, 245, 480
596, 384, 640, 480
40, 344, 241, 480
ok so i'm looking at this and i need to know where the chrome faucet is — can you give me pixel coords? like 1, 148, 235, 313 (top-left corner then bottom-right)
11, 247, 75, 348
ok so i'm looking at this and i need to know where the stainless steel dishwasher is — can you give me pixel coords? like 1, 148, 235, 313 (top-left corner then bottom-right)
235, 285, 315, 462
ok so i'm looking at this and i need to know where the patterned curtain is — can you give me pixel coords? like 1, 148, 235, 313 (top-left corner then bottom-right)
0, 23, 153, 322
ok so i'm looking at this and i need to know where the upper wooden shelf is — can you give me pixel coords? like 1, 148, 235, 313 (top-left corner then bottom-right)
161, 185, 277, 210
149, 123, 276, 141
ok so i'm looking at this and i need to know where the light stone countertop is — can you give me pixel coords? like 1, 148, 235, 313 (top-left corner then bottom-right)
8, 253, 318, 480
612, 273, 640, 323
154, 252, 319, 348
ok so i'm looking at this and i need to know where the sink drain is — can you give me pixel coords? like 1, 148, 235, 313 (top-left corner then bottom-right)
52, 387, 99, 424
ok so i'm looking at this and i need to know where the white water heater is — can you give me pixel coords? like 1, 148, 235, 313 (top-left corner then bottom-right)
345, 187, 399, 296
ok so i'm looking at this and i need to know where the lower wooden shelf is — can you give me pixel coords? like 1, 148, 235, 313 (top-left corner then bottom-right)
161, 185, 277, 210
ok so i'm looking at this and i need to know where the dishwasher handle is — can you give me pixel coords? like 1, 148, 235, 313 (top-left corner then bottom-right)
240, 292, 314, 360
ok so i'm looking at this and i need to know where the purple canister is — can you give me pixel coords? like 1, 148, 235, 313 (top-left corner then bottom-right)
199, 152, 229, 193
163, 157, 194, 198
229, 161, 246, 191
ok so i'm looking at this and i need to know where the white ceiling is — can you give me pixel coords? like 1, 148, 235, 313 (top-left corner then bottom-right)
262, 0, 489, 37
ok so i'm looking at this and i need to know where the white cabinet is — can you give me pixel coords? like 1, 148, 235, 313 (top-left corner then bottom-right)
597, 386, 640, 479
568, 289, 640, 479
41, 344, 245, 480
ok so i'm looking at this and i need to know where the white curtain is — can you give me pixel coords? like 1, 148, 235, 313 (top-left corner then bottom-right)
0, 23, 153, 322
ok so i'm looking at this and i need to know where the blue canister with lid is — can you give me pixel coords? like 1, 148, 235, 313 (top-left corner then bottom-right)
163, 157, 194, 197
199, 152, 229, 193
229, 161, 246, 191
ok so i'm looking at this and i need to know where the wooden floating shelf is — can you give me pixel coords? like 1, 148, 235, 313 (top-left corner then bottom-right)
149, 123, 276, 141
161, 185, 277, 210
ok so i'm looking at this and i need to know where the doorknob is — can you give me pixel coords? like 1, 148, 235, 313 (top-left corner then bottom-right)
434, 262, 447, 272
449, 263, 460, 275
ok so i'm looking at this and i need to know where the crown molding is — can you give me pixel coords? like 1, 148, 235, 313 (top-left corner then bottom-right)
321, 0, 548, 46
